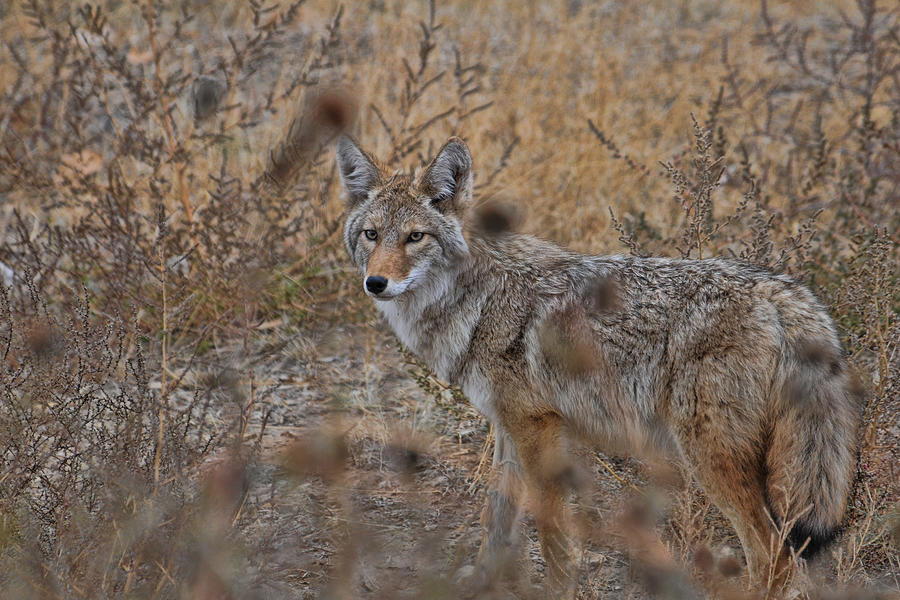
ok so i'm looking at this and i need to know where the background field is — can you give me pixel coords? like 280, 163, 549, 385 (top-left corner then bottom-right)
1, 0, 898, 598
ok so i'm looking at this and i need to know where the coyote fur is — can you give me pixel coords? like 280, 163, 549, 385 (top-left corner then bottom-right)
336, 135, 860, 591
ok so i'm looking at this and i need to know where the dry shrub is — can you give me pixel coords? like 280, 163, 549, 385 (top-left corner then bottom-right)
1, 0, 898, 598
0, 271, 234, 596
0, 0, 347, 596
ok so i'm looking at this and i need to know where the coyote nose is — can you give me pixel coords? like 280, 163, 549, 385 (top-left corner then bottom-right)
365, 276, 388, 294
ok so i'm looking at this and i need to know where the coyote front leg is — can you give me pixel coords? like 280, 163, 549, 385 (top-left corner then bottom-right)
477, 426, 526, 579
504, 412, 575, 596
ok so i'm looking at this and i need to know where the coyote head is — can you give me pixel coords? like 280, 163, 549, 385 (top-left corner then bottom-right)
336, 136, 473, 300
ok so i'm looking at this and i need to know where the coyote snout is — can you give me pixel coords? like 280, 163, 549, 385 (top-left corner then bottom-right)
336, 135, 861, 595
362, 241, 417, 299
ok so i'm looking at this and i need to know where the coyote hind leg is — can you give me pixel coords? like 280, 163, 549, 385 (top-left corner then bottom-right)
683, 442, 790, 589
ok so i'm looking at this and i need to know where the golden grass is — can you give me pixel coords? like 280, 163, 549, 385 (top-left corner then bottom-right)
1, 0, 897, 597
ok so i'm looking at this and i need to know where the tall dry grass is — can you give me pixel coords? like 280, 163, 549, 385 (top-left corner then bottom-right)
1, 0, 897, 597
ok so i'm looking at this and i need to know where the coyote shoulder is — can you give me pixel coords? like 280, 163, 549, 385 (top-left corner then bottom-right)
336, 135, 860, 591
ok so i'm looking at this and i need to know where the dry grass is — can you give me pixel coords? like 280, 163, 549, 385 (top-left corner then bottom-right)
0, 0, 898, 598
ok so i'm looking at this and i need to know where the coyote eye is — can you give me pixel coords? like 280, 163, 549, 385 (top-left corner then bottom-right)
363, 229, 378, 241
407, 231, 425, 243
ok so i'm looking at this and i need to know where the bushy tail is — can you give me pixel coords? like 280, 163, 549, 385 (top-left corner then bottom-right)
765, 341, 861, 558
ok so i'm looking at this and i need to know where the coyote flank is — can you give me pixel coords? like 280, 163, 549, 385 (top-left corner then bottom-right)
336, 135, 860, 592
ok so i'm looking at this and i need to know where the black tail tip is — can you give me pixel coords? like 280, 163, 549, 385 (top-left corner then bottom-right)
787, 523, 838, 559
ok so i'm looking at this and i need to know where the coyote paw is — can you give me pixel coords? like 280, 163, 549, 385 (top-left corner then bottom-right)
454, 563, 487, 590
456, 563, 544, 599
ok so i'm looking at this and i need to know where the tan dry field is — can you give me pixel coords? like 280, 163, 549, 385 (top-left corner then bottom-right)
0, 0, 898, 598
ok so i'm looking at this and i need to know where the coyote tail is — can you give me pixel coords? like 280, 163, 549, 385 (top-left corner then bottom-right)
765, 339, 861, 558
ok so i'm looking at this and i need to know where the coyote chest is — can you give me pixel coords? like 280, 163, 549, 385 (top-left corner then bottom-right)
375, 295, 474, 380
373, 265, 493, 412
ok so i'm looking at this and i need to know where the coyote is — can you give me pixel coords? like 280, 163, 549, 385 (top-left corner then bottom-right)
335, 135, 860, 592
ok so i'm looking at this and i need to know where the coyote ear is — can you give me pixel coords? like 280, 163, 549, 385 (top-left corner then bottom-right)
336, 135, 382, 205
419, 137, 473, 215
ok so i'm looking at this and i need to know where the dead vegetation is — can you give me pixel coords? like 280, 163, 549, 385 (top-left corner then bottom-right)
0, 0, 897, 598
